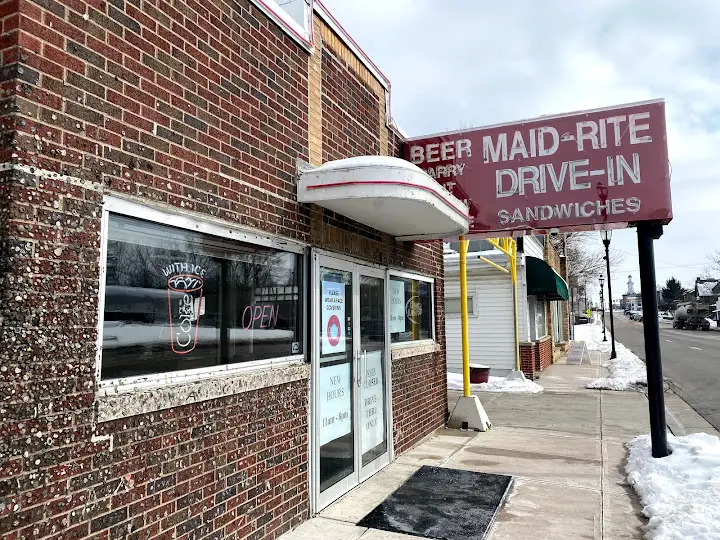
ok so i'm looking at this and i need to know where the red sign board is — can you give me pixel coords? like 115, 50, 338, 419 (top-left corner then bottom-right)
404, 100, 672, 236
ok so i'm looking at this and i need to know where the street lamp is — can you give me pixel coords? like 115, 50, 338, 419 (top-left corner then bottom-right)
601, 230, 618, 359
599, 275, 607, 341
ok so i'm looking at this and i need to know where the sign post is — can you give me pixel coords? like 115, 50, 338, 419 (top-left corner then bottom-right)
406, 99, 672, 458
638, 222, 669, 458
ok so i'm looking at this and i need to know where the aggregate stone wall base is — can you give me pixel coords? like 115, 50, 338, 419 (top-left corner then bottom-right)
97, 363, 310, 422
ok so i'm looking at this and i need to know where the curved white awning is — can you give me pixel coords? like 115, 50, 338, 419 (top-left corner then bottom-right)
298, 156, 471, 241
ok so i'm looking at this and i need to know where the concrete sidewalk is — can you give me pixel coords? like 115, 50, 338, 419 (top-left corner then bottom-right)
280, 352, 719, 540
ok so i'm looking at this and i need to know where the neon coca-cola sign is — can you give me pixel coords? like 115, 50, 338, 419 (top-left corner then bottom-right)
163, 262, 206, 355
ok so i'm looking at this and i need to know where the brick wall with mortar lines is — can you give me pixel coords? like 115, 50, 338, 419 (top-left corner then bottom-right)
519, 343, 535, 379
321, 45, 380, 162
1, 0, 314, 537
0, 2, 446, 540
537, 335, 552, 371
519, 336, 552, 379
390, 278, 447, 454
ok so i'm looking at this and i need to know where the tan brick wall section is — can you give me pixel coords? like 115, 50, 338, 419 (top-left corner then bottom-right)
316, 17, 388, 157
309, 16, 324, 166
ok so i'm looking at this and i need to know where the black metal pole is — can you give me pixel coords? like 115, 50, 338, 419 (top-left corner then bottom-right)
637, 221, 669, 458
604, 241, 617, 359
601, 287, 607, 340
569, 285, 574, 337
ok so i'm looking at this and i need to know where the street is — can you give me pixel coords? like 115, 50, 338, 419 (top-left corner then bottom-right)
610, 312, 720, 431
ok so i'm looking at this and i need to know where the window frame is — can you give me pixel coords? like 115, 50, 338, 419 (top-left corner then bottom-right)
444, 295, 476, 318
387, 269, 436, 349
96, 197, 308, 394
249, 0, 314, 50
528, 295, 548, 341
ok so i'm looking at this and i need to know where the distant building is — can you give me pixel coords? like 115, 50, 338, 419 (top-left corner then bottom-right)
695, 278, 720, 305
622, 275, 642, 311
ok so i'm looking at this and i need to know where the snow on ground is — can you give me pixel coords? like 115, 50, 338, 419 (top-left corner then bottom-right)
627, 432, 720, 540
447, 372, 543, 394
575, 321, 648, 391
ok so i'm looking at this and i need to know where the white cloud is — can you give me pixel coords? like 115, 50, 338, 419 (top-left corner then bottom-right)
321, 0, 720, 291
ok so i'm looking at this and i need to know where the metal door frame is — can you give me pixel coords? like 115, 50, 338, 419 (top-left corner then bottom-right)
310, 250, 392, 513
357, 264, 391, 484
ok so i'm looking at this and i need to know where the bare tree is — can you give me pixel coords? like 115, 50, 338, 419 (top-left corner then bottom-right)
704, 250, 720, 278
550, 232, 625, 286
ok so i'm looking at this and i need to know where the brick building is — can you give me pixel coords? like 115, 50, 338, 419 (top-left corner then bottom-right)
0, 1, 470, 539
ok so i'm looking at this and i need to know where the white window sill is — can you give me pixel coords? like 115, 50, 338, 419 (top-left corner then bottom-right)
391, 341, 440, 360
96, 360, 309, 423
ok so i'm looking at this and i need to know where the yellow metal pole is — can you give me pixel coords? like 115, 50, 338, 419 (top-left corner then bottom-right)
488, 238, 512, 257
459, 236, 471, 397
412, 279, 419, 340
511, 240, 520, 371
478, 256, 509, 274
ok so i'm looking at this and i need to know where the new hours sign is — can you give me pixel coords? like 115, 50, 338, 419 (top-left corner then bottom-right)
405, 100, 672, 235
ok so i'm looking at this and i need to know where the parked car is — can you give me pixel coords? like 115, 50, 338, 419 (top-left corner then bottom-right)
673, 302, 711, 331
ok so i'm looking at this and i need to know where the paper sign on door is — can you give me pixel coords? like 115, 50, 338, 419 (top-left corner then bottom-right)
361, 351, 385, 454
318, 363, 352, 446
389, 280, 406, 334
322, 280, 345, 355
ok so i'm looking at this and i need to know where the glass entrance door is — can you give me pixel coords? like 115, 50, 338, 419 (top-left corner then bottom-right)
316, 260, 355, 506
358, 271, 389, 481
313, 254, 390, 511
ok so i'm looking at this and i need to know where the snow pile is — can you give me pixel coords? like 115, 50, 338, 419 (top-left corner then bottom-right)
447, 372, 543, 394
575, 322, 648, 391
573, 322, 605, 351
626, 433, 720, 540
706, 318, 718, 328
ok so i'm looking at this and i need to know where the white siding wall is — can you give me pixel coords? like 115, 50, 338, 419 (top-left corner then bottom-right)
517, 256, 530, 342
519, 236, 542, 341
524, 236, 544, 259
445, 270, 516, 376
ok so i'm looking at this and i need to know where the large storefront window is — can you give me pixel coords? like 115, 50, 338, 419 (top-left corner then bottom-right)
528, 295, 548, 341
101, 214, 303, 380
388, 275, 433, 344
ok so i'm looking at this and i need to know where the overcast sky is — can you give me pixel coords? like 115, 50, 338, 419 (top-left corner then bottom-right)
321, 0, 720, 301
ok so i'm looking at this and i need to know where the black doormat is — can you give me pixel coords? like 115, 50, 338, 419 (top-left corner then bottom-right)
357, 465, 513, 540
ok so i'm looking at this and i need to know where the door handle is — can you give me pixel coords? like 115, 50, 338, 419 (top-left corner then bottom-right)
362, 350, 367, 387
356, 350, 362, 388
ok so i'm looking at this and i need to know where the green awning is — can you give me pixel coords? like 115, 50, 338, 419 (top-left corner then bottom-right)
526, 256, 569, 301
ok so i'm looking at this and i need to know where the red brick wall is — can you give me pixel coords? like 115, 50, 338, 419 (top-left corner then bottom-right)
1, 1, 314, 538
391, 279, 447, 454
538, 336, 552, 371
9, 0, 310, 239
519, 343, 535, 379
519, 336, 552, 379
321, 45, 380, 162
0, 2, 446, 540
